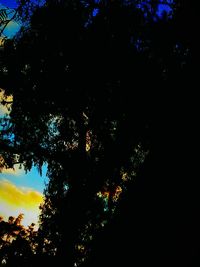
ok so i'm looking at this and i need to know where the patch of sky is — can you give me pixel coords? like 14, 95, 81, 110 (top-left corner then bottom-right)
92, 8, 99, 17
48, 115, 62, 139
136, 0, 173, 19
157, 3, 173, 18
0, 164, 48, 193
0, 0, 46, 36
3, 20, 20, 38
0, 1, 18, 9
0, 0, 45, 9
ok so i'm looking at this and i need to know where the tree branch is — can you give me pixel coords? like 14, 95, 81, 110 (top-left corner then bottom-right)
0, 100, 13, 105
0, 9, 18, 37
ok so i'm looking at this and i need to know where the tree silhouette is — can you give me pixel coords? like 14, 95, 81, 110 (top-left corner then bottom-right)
0, 1, 198, 266
0, 214, 37, 266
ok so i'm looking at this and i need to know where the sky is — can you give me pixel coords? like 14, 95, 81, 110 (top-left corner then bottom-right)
0, 95, 47, 227
0, 0, 17, 8
2, 20, 20, 38
0, 92, 47, 228
0, 1, 47, 227
0, 166, 48, 227
0, 1, 20, 39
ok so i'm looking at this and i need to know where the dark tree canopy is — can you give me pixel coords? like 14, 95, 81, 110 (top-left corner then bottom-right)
0, 1, 198, 266
0, 214, 37, 267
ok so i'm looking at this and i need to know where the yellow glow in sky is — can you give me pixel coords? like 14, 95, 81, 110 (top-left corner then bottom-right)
0, 179, 43, 227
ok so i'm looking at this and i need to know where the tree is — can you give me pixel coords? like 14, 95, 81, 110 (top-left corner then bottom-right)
0, 1, 198, 266
0, 214, 37, 266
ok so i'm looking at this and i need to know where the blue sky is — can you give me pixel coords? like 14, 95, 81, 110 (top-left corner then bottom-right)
0, 165, 48, 193
0, 0, 47, 194
0, 1, 47, 224
157, 3, 172, 17
0, 0, 17, 8
0, 1, 20, 38
1, 0, 172, 14
2, 20, 20, 38
0, 97, 47, 226
0, 0, 45, 8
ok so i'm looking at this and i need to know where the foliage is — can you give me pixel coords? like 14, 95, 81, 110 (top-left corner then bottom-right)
0, 0, 198, 266
0, 214, 37, 266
